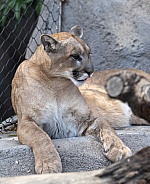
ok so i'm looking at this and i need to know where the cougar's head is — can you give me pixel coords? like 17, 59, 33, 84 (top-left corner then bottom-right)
41, 25, 94, 86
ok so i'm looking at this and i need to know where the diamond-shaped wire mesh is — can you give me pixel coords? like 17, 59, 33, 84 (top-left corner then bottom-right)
0, 0, 60, 125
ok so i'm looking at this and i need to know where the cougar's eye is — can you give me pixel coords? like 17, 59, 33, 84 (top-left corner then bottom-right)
71, 54, 82, 61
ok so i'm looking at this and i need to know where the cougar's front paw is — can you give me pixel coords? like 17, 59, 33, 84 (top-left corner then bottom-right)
35, 155, 62, 174
103, 136, 132, 162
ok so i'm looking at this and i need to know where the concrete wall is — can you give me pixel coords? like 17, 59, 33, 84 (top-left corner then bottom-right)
62, 0, 150, 72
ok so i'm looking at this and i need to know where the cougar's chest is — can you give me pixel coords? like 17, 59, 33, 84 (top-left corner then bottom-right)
37, 100, 85, 139
32, 79, 90, 139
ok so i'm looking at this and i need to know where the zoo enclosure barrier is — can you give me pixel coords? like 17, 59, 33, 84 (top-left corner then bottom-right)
0, 0, 64, 130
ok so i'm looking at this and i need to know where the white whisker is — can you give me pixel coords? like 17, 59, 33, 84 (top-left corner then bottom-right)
51, 65, 62, 76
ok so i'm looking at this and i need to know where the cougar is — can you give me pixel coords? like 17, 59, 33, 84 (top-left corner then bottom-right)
12, 25, 147, 174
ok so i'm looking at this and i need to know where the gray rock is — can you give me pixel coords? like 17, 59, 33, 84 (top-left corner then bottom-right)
62, 0, 150, 73
0, 126, 150, 177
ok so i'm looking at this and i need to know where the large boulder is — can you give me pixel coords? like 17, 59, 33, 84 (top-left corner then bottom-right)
62, 0, 150, 73
0, 126, 150, 177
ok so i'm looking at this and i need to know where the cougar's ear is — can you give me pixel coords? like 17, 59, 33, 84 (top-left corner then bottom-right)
41, 34, 61, 53
70, 25, 83, 38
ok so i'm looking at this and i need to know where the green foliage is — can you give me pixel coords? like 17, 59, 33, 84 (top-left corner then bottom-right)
0, 0, 43, 26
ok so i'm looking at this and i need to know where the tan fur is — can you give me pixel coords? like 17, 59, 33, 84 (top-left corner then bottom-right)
79, 68, 150, 127
11, 26, 140, 174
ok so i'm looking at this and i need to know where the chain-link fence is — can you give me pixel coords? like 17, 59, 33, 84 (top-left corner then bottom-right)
0, 0, 62, 127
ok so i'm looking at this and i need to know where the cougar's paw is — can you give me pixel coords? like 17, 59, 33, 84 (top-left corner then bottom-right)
35, 155, 62, 174
103, 136, 132, 162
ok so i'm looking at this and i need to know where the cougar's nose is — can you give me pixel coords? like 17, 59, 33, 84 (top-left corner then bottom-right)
85, 65, 94, 77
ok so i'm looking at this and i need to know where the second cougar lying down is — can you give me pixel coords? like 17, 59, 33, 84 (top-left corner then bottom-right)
11, 25, 149, 174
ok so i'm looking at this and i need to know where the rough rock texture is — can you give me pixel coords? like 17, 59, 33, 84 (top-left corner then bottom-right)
1, 147, 149, 184
0, 126, 150, 177
62, 0, 150, 72
0, 136, 109, 177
